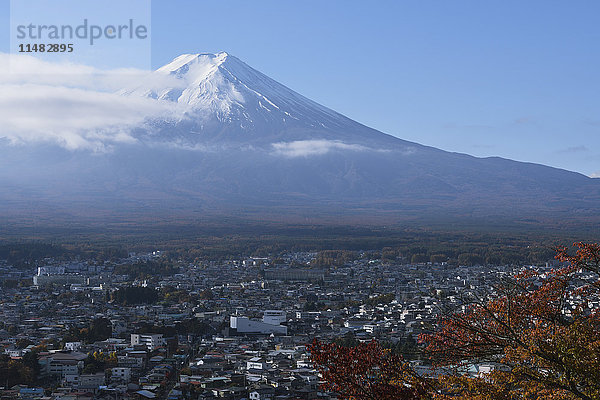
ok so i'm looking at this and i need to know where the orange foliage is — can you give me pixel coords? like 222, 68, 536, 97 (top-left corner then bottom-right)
308, 339, 430, 400
422, 242, 600, 399
310, 243, 600, 400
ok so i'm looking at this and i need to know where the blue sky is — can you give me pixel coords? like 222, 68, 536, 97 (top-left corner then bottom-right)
1, 0, 599, 176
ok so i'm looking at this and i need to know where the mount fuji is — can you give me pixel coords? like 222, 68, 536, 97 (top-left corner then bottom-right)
1, 52, 599, 228
120, 52, 405, 149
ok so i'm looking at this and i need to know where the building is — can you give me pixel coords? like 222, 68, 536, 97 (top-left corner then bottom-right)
38, 351, 87, 379
230, 316, 287, 335
118, 352, 147, 369
33, 273, 86, 286
18, 388, 44, 399
79, 373, 105, 391
262, 310, 286, 325
111, 367, 132, 382
246, 357, 266, 370
264, 268, 326, 282
131, 333, 165, 351
64, 342, 82, 351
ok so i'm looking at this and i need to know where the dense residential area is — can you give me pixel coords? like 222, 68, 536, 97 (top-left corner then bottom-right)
0, 248, 527, 399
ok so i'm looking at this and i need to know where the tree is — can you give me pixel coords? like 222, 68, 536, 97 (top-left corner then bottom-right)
111, 286, 159, 305
365, 293, 395, 306
16, 339, 33, 349
0, 354, 35, 387
64, 317, 112, 344
421, 242, 600, 399
82, 350, 117, 374
198, 288, 214, 300
22, 349, 41, 378
457, 252, 484, 266
308, 339, 429, 400
310, 243, 600, 400
88, 317, 112, 342
430, 254, 448, 264
411, 254, 429, 264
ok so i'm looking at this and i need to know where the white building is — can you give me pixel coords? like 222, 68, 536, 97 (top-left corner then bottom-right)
64, 342, 82, 351
262, 310, 286, 325
33, 273, 86, 286
131, 333, 165, 351
249, 390, 273, 400
230, 316, 287, 335
111, 367, 132, 382
246, 357, 266, 370
37, 266, 65, 275
39, 351, 86, 379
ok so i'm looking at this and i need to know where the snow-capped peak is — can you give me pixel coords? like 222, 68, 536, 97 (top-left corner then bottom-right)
123, 52, 243, 119
123, 51, 350, 129
157, 52, 230, 75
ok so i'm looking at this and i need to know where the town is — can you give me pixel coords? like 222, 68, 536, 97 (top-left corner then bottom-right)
0, 247, 530, 399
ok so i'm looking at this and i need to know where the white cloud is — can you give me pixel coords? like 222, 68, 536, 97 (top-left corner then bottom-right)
0, 53, 159, 90
591, 172, 600, 178
0, 83, 177, 151
0, 53, 180, 151
271, 139, 370, 158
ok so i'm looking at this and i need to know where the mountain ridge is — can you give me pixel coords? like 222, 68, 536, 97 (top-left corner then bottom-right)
1, 51, 599, 229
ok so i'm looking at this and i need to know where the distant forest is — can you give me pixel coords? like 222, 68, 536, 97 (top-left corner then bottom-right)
0, 226, 595, 267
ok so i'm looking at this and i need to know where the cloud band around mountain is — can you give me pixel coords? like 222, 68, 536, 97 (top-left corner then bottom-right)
0, 53, 178, 151
271, 140, 372, 157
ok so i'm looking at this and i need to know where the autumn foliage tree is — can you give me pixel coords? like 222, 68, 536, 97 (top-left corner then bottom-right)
310, 243, 600, 400
421, 242, 600, 399
308, 339, 429, 399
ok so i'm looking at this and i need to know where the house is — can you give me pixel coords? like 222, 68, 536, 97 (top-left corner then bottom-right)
131, 334, 165, 351
64, 342, 82, 351
38, 351, 86, 379
78, 373, 105, 391
249, 385, 275, 400
246, 357, 266, 370
18, 387, 45, 399
111, 367, 131, 382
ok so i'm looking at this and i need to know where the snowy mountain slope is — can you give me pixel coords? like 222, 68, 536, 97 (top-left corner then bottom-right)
122, 52, 413, 149
1, 51, 600, 227
124, 52, 350, 126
